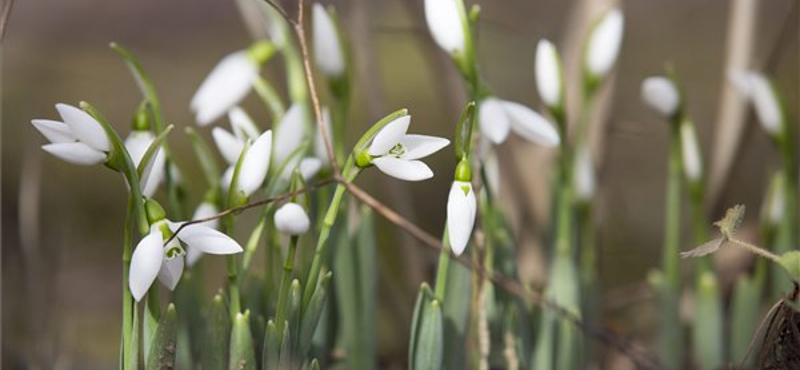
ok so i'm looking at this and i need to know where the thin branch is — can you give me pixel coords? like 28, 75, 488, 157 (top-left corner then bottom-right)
260, 0, 295, 27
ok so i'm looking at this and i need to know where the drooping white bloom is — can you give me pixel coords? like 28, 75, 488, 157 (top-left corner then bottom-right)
424, 0, 466, 55
274, 103, 307, 165
641, 76, 680, 118
124, 130, 166, 197
680, 123, 703, 182
535, 39, 563, 109
728, 70, 783, 136
129, 220, 242, 301
185, 202, 220, 267
478, 97, 560, 146
585, 8, 624, 79
447, 181, 476, 256
190, 51, 259, 126
573, 145, 596, 201
274, 202, 311, 235
299, 157, 323, 180
366, 115, 450, 181
313, 3, 345, 77
220, 130, 273, 197
213, 107, 261, 165
31, 103, 111, 165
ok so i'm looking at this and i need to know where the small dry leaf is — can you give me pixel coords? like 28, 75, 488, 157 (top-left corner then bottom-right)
714, 204, 746, 238
680, 237, 725, 259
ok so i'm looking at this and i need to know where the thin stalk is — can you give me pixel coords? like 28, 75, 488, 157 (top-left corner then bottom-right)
433, 234, 451, 301
663, 123, 683, 288
275, 236, 300, 339
122, 195, 137, 370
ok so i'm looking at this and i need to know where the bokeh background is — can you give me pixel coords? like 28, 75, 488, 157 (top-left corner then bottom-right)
3, 0, 797, 368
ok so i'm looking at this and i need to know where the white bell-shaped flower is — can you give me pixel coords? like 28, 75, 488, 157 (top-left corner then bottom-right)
190, 51, 259, 126
129, 220, 242, 301
478, 98, 560, 146
366, 115, 449, 181
124, 130, 166, 197
573, 145, 596, 202
219, 130, 273, 197
535, 39, 563, 109
274, 103, 307, 166
213, 107, 261, 165
641, 77, 680, 118
185, 202, 220, 267
424, 0, 466, 55
585, 8, 624, 79
447, 180, 476, 256
31, 103, 111, 165
274, 202, 311, 235
729, 70, 783, 137
680, 123, 703, 183
313, 3, 345, 77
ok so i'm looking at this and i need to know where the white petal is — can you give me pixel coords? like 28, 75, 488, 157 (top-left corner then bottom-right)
585, 8, 624, 78
158, 241, 185, 291
190, 51, 259, 126
124, 130, 155, 167
727, 69, 752, 97
747, 72, 782, 136
479, 98, 511, 144
313, 3, 345, 77
42, 142, 106, 165
220, 166, 234, 193
766, 176, 785, 226
129, 228, 164, 301
368, 115, 410, 155
447, 181, 476, 256
140, 147, 165, 197
372, 157, 433, 181
169, 221, 244, 255
424, 0, 465, 54
213, 127, 245, 165
239, 130, 273, 197
192, 202, 220, 230
56, 103, 111, 152
535, 39, 563, 108
31, 119, 76, 143
186, 246, 204, 268
274, 202, 311, 235
399, 135, 450, 160
228, 106, 261, 140
483, 149, 501, 197
299, 157, 323, 180
314, 107, 333, 164
680, 123, 703, 182
502, 101, 560, 147
573, 145, 596, 201
274, 104, 306, 165
641, 76, 679, 118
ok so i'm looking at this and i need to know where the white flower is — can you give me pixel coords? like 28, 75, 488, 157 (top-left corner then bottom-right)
124, 130, 166, 197
129, 220, 242, 301
274, 103, 307, 165
366, 115, 449, 181
424, 0, 466, 55
31, 103, 111, 165
213, 107, 261, 165
185, 202, 220, 267
190, 51, 259, 126
478, 98, 560, 146
535, 39, 563, 109
680, 123, 703, 182
585, 8, 624, 79
220, 130, 273, 197
313, 3, 345, 77
573, 145, 596, 201
299, 157, 323, 180
447, 181, 476, 256
728, 70, 782, 136
765, 175, 785, 227
274, 202, 311, 235
482, 149, 501, 197
641, 77, 680, 118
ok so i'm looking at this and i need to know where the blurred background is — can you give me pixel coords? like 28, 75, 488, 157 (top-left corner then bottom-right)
2, 0, 797, 368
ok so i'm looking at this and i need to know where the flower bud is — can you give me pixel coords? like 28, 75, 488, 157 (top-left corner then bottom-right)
274, 202, 310, 235
424, 0, 466, 55
641, 76, 679, 118
535, 39, 563, 109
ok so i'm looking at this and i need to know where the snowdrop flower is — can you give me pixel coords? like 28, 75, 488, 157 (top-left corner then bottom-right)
447, 160, 476, 256
213, 107, 261, 165
728, 70, 783, 137
190, 42, 274, 126
680, 123, 703, 183
129, 201, 242, 301
313, 3, 345, 78
478, 98, 560, 146
359, 115, 450, 181
274, 103, 307, 166
274, 202, 311, 235
641, 77, 680, 118
573, 145, 596, 201
535, 39, 564, 109
220, 130, 273, 198
31, 103, 111, 165
585, 8, 624, 80
299, 157, 323, 180
424, 0, 466, 55
185, 201, 220, 267
124, 130, 166, 197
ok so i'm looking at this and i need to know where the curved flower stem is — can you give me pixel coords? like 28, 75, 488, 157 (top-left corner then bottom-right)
433, 232, 451, 301
121, 195, 137, 370
275, 235, 300, 339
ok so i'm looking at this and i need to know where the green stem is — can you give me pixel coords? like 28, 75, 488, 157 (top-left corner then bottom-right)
122, 195, 137, 370
689, 185, 711, 275
663, 123, 683, 288
433, 234, 451, 301
275, 236, 300, 340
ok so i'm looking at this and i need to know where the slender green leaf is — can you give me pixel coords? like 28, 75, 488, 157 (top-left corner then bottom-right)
205, 293, 231, 370
229, 311, 256, 370
185, 127, 221, 187
146, 304, 177, 370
